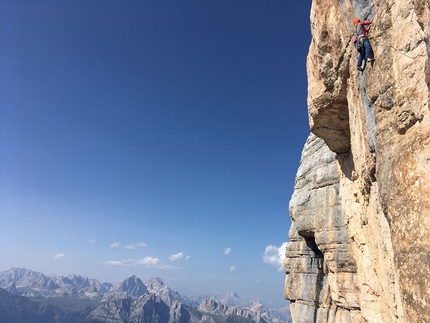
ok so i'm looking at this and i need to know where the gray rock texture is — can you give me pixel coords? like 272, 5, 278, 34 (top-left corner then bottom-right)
285, 134, 360, 322
285, 0, 430, 322
145, 277, 190, 306
102, 275, 148, 302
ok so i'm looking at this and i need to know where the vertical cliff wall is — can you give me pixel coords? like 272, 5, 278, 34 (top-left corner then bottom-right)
284, 0, 430, 322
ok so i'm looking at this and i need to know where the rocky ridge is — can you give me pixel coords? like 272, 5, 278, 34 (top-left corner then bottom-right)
284, 0, 429, 322
0, 268, 291, 323
0, 267, 112, 299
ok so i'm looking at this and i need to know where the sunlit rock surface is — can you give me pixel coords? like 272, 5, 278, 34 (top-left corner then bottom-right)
285, 0, 430, 322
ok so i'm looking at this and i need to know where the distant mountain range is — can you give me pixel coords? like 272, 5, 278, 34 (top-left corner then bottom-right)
0, 268, 291, 323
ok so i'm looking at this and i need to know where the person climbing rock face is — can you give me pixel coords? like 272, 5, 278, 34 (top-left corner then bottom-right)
353, 17, 375, 71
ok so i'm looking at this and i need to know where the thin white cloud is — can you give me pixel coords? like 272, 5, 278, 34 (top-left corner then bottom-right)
53, 253, 65, 259
124, 242, 147, 250
105, 260, 123, 266
185, 256, 191, 261
157, 264, 182, 270
103, 257, 156, 266
262, 242, 288, 271
110, 242, 121, 248
137, 256, 159, 266
102, 257, 181, 270
223, 248, 231, 255
229, 265, 236, 272
169, 252, 184, 261
88, 239, 96, 243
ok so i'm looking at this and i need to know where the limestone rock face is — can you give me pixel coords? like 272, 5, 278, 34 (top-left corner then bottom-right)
285, 0, 430, 322
285, 134, 361, 322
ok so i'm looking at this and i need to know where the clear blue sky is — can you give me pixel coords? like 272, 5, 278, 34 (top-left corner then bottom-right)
0, 1, 311, 306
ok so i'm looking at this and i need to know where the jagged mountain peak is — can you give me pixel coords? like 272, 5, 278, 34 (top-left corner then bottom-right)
144, 277, 165, 289
114, 274, 148, 297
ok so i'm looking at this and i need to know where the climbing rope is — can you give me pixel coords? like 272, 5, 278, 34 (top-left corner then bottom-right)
370, 35, 427, 60
368, 9, 427, 60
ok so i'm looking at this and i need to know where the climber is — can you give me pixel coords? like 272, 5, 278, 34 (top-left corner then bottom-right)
353, 17, 375, 71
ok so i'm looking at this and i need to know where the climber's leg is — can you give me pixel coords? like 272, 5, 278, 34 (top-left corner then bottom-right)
364, 38, 374, 61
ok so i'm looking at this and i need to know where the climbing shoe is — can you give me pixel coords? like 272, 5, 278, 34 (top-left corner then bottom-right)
357, 66, 363, 71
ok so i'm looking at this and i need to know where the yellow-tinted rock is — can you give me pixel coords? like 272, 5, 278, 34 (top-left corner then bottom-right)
285, 0, 430, 322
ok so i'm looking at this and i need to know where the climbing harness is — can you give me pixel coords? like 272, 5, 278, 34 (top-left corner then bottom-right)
354, 35, 364, 52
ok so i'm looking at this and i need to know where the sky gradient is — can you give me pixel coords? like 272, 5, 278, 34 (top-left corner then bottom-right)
0, 1, 311, 306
